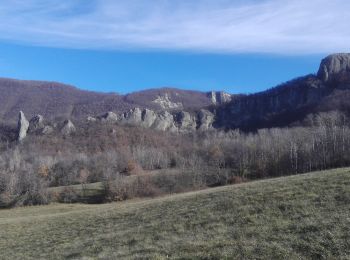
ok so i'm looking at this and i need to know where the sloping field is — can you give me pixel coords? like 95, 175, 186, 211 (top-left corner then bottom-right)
0, 168, 349, 259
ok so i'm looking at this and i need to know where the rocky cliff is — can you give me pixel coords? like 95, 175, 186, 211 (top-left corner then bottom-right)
317, 53, 350, 85
6, 53, 350, 137
0, 80, 227, 123
215, 53, 350, 130
15, 107, 215, 141
17, 111, 29, 141
207, 91, 232, 105
97, 108, 214, 132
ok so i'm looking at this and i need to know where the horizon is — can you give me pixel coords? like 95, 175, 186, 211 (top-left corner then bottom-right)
0, 0, 349, 94
0, 42, 327, 95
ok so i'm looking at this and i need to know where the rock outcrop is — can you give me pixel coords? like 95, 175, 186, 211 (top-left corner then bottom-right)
87, 116, 97, 122
121, 108, 143, 125
141, 109, 158, 128
198, 109, 215, 131
152, 93, 183, 109
207, 91, 232, 105
215, 54, 350, 130
177, 111, 197, 132
8, 53, 350, 135
152, 111, 177, 132
28, 115, 44, 133
93, 107, 215, 132
61, 120, 76, 135
99, 112, 119, 122
17, 111, 29, 141
42, 125, 54, 135
317, 53, 350, 84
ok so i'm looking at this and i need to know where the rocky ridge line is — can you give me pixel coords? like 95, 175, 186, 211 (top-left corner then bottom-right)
16, 107, 215, 141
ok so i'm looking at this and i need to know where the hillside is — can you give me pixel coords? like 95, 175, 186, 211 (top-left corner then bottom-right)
216, 53, 350, 130
0, 78, 224, 123
1, 53, 350, 131
0, 168, 349, 259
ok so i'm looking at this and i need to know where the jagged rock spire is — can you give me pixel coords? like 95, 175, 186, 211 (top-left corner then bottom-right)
28, 114, 44, 133
61, 120, 76, 136
17, 111, 29, 142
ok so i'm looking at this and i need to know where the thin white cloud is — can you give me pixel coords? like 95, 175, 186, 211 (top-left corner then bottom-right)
0, 0, 349, 53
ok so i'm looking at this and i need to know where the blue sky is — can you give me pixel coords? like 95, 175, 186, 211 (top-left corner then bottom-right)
0, 0, 348, 94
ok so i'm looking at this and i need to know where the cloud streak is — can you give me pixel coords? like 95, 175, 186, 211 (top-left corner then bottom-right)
0, 0, 349, 53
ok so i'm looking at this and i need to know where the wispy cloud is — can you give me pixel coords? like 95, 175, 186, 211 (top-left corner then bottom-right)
0, 0, 349, 53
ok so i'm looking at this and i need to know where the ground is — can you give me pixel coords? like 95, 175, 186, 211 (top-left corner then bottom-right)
0, 168, 350, 259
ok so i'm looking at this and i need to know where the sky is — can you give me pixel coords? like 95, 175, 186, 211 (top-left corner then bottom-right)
0, 0, 348, 94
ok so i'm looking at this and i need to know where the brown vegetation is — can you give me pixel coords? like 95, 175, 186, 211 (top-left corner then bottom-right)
1, 110, 350, 207
0, 78, 214, 123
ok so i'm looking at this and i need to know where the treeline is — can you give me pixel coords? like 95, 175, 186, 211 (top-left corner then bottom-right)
1, 111, 350, 207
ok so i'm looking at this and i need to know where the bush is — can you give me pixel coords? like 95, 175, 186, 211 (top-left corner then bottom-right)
125, 160, 144, 176
228, 176, 246, 185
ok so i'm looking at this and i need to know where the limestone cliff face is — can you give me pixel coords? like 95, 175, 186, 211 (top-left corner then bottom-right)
207, 91, 232, 105
152, 93, 183, 109
317, 53, 350, 84
99, 112, 119, 122
28, 115, 44, 133
17, 113, 56, 140
61, 120, 76, 136
15, 108, 215, 143
12, 53, 350, 136
17, 111, 29, 141
93, 108, 214, 133
121, 108, 143, 125
152, 111, 177, 132
215, 53, 350, 130
176, 111, 197, 132
198, 110, 215, 131
141, 109, 158, 128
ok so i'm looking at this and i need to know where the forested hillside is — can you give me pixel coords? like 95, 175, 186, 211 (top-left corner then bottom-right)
1, 53, 350, 207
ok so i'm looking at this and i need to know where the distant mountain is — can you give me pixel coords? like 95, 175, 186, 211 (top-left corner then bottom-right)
0, 78, 230, 123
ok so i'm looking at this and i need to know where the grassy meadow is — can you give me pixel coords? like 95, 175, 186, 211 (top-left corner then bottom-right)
0, 168, 350, 259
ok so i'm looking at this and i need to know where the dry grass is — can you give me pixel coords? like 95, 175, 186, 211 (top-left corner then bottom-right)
1, 168, 350, 259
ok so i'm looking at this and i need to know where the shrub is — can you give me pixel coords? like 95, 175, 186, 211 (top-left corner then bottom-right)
228, 176, 246, 185
125, 160, 144, 175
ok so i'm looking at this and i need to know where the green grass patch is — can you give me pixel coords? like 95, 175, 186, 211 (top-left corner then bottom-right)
1, 168, 350, 259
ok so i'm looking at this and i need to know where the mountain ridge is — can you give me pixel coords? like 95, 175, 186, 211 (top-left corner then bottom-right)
1, 53, 350, 132
0, 77, 231, 123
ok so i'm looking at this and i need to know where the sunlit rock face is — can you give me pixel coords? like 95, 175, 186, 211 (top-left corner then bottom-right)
99, 112, 119, 122
207, 91, 232, 105
152, 93, 183, 109
17, 111, 29, 141
28, 115, 44, 133
176, 111, 197, 132
198, 109, 215, 131
141, 109, 158, 128
92, 108, 214, 133
61, 120, 76, 136
120, 108, 143, 125
152, 111, 177, 132
318, 53, 350, 85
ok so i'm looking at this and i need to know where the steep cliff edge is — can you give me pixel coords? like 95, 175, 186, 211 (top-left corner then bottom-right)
318, 53, 350, 85
215, 53, 350, 130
